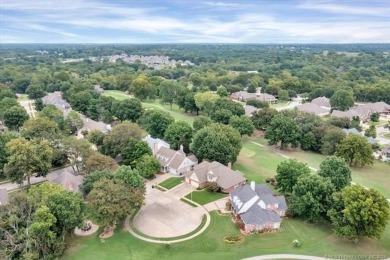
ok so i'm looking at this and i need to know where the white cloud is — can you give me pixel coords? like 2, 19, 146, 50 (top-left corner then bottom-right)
299, 1, 390, 16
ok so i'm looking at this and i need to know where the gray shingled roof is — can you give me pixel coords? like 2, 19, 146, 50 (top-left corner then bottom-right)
275, 196, 287, 211
143, 135, 170, 152
48, 168, 84, 192
0, 188, 9, 206
42, 91, 70, 111
297, 103, 328, 115
256, 93, 277, 102
244, 105, 258, 117
311, 96, 330, 108
241, 206, 281, 226
231, 91, 257, 101
254, 184, 273, 196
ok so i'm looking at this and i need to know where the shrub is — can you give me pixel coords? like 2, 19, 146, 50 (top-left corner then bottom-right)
235, 219, 245, 230
224, 235, 244, 244
292, 239, 301, 248
206, 182, 220, 192
225, 201, 232, 211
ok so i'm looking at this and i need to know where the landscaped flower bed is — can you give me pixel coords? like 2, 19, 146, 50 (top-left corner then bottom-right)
224, 235, 244, 244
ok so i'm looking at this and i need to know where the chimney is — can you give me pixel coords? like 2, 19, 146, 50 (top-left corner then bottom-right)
153, 142, 158, 155
180, 144, 184, 151
250, 181, 255, 191
227, 162, 231, 169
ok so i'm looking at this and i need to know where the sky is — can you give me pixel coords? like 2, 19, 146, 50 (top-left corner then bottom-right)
1, 0, 389, 43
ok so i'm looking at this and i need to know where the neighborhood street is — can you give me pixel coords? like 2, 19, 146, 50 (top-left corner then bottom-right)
0, 166, 75, 192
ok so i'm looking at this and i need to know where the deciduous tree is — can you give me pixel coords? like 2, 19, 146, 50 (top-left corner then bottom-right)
318, 156, 351, 191
335, 134, 374, 167
140, 110, 174, 139
111, 98, 143, 122
83, 152, 118, 174
191, 123, 242, 165
265, 114, 300, 149
229, 115, 255, 137
328, 185, 390, 242
275, 159, 311, 194
135, 155, 160, 179
3, 106, 29, 130
122, 140, 152, 168
330, 90, 354, 111
289, 175, 335, 222
164, 121, 193, 151
5, 138, 52, 188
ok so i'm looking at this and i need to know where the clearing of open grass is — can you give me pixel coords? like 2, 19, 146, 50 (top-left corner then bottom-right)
63, 212, 390, 260
270, 100, 289, 109
16, 93, 30, 101
158, 177, 184, 190
185, 190, 227, 205
246, 136, 390, 198
103, 90, 195, 124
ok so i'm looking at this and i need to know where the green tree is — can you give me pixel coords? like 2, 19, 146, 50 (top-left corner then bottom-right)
217, 86, 228, 97
34, 98, 44, 111
210, 108, 233, 124
3, 106, 29, 130
321, 127, 346, 155
370, 112, 380, 122
29, 205, 59, 259
251, 108, 278, 130
164, 121, 193, 152
88, 179, 145, 225
159, 80, 179, 109
100, 121, 143, 157
26, 84, 46, 99
265, 114, 300, 149
140, 110, 174, 139
194, 91, 219, 111
330, 90, 354, 111
47, 191, 85, 240
275, 159, 311, 194
191, 123, 242, 165
79, 170, 113, 195
83, 152, 118, 174
176, 88, 198, 114
111, 98, 143, 122
246, 99, 269, 108
86, 130, 106, 147
0, 97, 19, 119
135, 155, 161, 179
64, 111, 84, 135
278, 89, 289, 101
335, 134, 374, 167
114, 165, 145, 188
21, 116, 60, 141
0, 132, 16, 176
193, 115, 213, 132
364, 125, 376, 138
5, 138, 52, 188
62, 137, 93, 173
229, 115, 255, 136
328, 185, 390, 242
40, 104, 65, 130
122, 140, 152, 167
130, 75, 155, 101
289, 175, 335, 222
318, 156, 351, 192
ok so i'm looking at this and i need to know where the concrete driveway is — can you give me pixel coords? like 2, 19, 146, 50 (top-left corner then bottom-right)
134, 175, 207, 238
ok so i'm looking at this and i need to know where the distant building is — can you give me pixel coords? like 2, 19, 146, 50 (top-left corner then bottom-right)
256, 93, 277, 103
42, 91, 70, 111
331, 102, 390, 123
296, 103, 329, 116
244, 105, 258, 117
94, 84, 104, 93
47, 168, 84, 192
311, 96, 331, 109
231, 91, 257, 102
78, 115, 111, 136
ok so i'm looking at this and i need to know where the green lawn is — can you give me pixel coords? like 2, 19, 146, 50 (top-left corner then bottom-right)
17, 93, 30, 101
63, 212, 390, 260
243, 136, 390, 198
270, 100, 289, 109
158, 177, 183, 190
185, 190, 227, 205
103, 90, 195, 124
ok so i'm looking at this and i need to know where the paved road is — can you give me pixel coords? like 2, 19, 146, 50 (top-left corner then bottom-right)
0, 166, 74, 191
276, 96, 303, 111
19, 100, 36, 118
